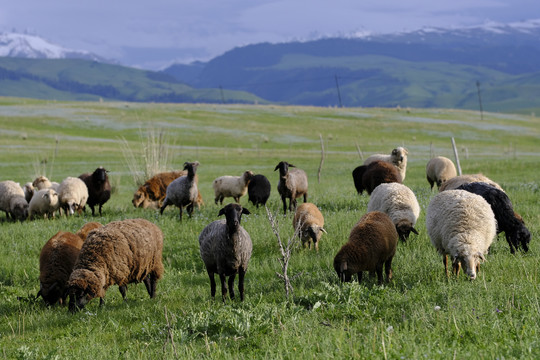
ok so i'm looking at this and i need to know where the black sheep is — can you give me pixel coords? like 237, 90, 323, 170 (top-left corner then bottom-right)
456, 182, 531, 253
247, 174, 271, 208
79, 167, 111, 216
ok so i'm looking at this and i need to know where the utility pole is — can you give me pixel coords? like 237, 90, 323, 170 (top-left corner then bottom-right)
476, 81, 483, 121
219, 85, 225, 104
335, 75, 343, 108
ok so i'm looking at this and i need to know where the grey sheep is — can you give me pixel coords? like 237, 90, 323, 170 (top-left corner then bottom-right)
160, 161, 200, 220
334, 211, 398, 284
67, 218, 164, 311
364, 147, 408, 181
426, 156, 457, 189
293, 202, 327, 251
199, 203, 252, 301
274, 161, 308, 214
0, 180, 28, 221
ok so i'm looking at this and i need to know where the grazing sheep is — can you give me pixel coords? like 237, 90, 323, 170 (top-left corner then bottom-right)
367, 183, 420, 242
213, 170, 254, 205
199, 203, 252, 301
456, 182, 531, 253
426, 190, 497, 280
28, 188, 60, 219
67, 218, 164, 311
160, 161, 200, 220
79, 167, 111, 216
32, 176, 59, 192
23, 182, 34, 203
37, 222, 103, 306
439, 174, 503, 192
248, 174, 271, 208
364, 147, 408, 181
293, 202, 327, 251
274, 161, 308, 214
0, 180, 28, 221
132, 170, 187, 209
426, 156, 457, 189
57, 177, 89, 216
334, 211, 398, 284
352, 160, 402, 195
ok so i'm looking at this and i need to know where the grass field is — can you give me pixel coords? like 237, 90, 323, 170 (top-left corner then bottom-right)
0, 97, 539, 359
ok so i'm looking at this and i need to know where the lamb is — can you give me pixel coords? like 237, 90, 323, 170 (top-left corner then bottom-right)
274, 161, 308, 214
364, 147, 408, 181
293, 202, 327, 251
248, 174, 271, 208
212, 170, 254, 205
333, 211, 398, 284
439, 173, 503, 192
199, 203, 252, 301
426, 190, 497, 280
367, 183, 420, 242
132, 170, 186, 209
67, 218, 164, 311
37, 222, 103, 306
426, 156, 457, 189
57, 177, 89, 216
28, 188, 60, 219
352, 160, 402, 195
160, 161, 200, 220
79, 167, 111, 216
0, 180, 28, 221
456, 182, 531, 253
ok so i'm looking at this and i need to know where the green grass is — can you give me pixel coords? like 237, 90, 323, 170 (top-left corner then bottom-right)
0, 98, 539, 359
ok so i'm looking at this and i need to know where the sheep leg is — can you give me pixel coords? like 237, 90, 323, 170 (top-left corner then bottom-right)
219, 273, 228, 302
90, 204, 96, 216
234, 196, 240, 203
143, 274, 157, 298
443, 255, 449, 277
505, 233, 516, 254
119, 285, 127, 301
187, 203, 194, 217
207, 270, 217, 299
281, 195, 288, 214
98, 204, 103, 216
99, 297, 105, 307
303, 193, 307, 203
160, 199, 170, 215
228, 274, 236, 300
375, 264, 384, 285
356, 272, 362, 283
178, 206, 183, 221
385, 258, 393, 282
238, 268, 246, 301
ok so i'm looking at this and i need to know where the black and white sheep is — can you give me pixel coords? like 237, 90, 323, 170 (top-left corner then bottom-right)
79, 166, 111, 216
212, 170, 254, 205
199, 203, 252, 301
456, 182, 531, 253
57, 177, 89, 216
67, 218, 164, 311
352, 160, 402, 195
293, 202, 327, 251
28, 188, 60, 219
439, 173, 503, 192
364, 147, 408, 181
160, 161, 200, 220
247, 174, 271, 208
367, 183, 420, 242
0, 180, 28, 221
274, 161, 308, 214
426, 190, 497, 280
333, 211, 398, 284
426, 156, 457, 189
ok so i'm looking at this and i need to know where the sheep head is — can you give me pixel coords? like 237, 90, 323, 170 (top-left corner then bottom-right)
92, 167, 109, 184
33, 176, 52, 190
243, 171, 254, 183
512, 225, 531, 253
453, 252, 485, 280
274, 161, 295, 177
68, 269, 103, 312
391, 147, 408, 164
218, 203, 250, 236
10, 199, 28, 221
395, 220, 419, 242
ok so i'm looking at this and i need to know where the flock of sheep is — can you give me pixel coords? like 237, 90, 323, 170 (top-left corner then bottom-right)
0, 146, 532, 310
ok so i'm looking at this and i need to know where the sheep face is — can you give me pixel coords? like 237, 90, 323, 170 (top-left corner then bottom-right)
513, 226, 531, 252
274, 161, 294, 177
218, 203, 250, 235
92, 167, 108, 184
453, 253, 484, 280
392, 147, 408, 164
183, 161, 200, 174
39, 282, 65, 306
396, 220, 419, 242
68, 270, 101, 312
11, 202, 28, 221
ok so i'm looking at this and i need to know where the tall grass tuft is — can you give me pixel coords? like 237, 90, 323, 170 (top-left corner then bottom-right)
31, 137, 59, 179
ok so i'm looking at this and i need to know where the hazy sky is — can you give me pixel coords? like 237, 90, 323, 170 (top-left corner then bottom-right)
1, 0, 538, 69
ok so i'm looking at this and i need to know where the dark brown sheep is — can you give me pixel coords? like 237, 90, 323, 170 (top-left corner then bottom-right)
352, 160, 402, 195
334, 211, 398, 284
37, 222, 103, 306
132, 170, 187, 209
79, 167, 111, 216
67, 218, 164, 312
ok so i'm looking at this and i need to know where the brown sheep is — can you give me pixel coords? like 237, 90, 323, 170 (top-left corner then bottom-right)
132, 170, 187, 209
37, 222, 103, 306
274, 161, 308, 214
334, 211, 398, 284
67, 218, 164, 312
293, 202, 327, 251
352, 160, 402, 195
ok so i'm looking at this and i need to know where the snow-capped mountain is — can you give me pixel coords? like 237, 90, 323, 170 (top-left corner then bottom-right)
0, 32, 109, 62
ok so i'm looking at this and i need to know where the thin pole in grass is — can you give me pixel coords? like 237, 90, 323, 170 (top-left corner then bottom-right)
265, 206, 304, 300
451, 137, 462, 176
318, 134, 325, 184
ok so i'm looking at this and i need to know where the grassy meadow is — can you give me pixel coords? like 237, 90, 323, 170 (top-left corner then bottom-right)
0, 97, 539, 359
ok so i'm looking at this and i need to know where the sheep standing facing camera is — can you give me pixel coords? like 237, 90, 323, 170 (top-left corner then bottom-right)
79, 167, 111, 216
28, 188, 60, 219
275, 161, 308, 214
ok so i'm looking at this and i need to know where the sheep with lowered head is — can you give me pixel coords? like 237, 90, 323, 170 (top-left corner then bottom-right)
248, 174, 271, 208
28, 188, 60, 219
160, 161, 200, 220
0, 180, 28, 221
439, 173, 503, 192
32, 176, 59, 192
426, 190, 497, 280
293, 202, 327, 251
367, 182, 420, 242
67, 218, 164, 311
213, 170, 254, 205
275, 161, 308, 214
57, 177, 88, 216
426, 156, 457, 189
132, 170, 186, 209
37, 222, 103, 306
334, 211, 398, 284
199, 203, 252, 301
352, 160, 402, 195
79, 166, 111, 216
364, 147, 408, 181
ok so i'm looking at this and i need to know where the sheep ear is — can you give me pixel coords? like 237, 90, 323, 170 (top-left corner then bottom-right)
478, 253, 486, 262
218, 208, 226, 217
42, 193, 48, 199
288, 163, 296, 168
320, 227, 327, 234
411, 227, 419, 235
274, 164, 280, 171
241, 208, 251, 215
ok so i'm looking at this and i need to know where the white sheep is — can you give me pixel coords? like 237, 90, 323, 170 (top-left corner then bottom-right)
364, 147, 408, 181
367, 183, 420, 242
0, 180, 29, 221
28, 188, 60, 219
426, 156, 457, 189
439, 174, 503, 192
212, 170, 254, 205
32, 176, 60, 192
426, 190, 497, 280
293, 202, 327, 251
57, 177, 89, 216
